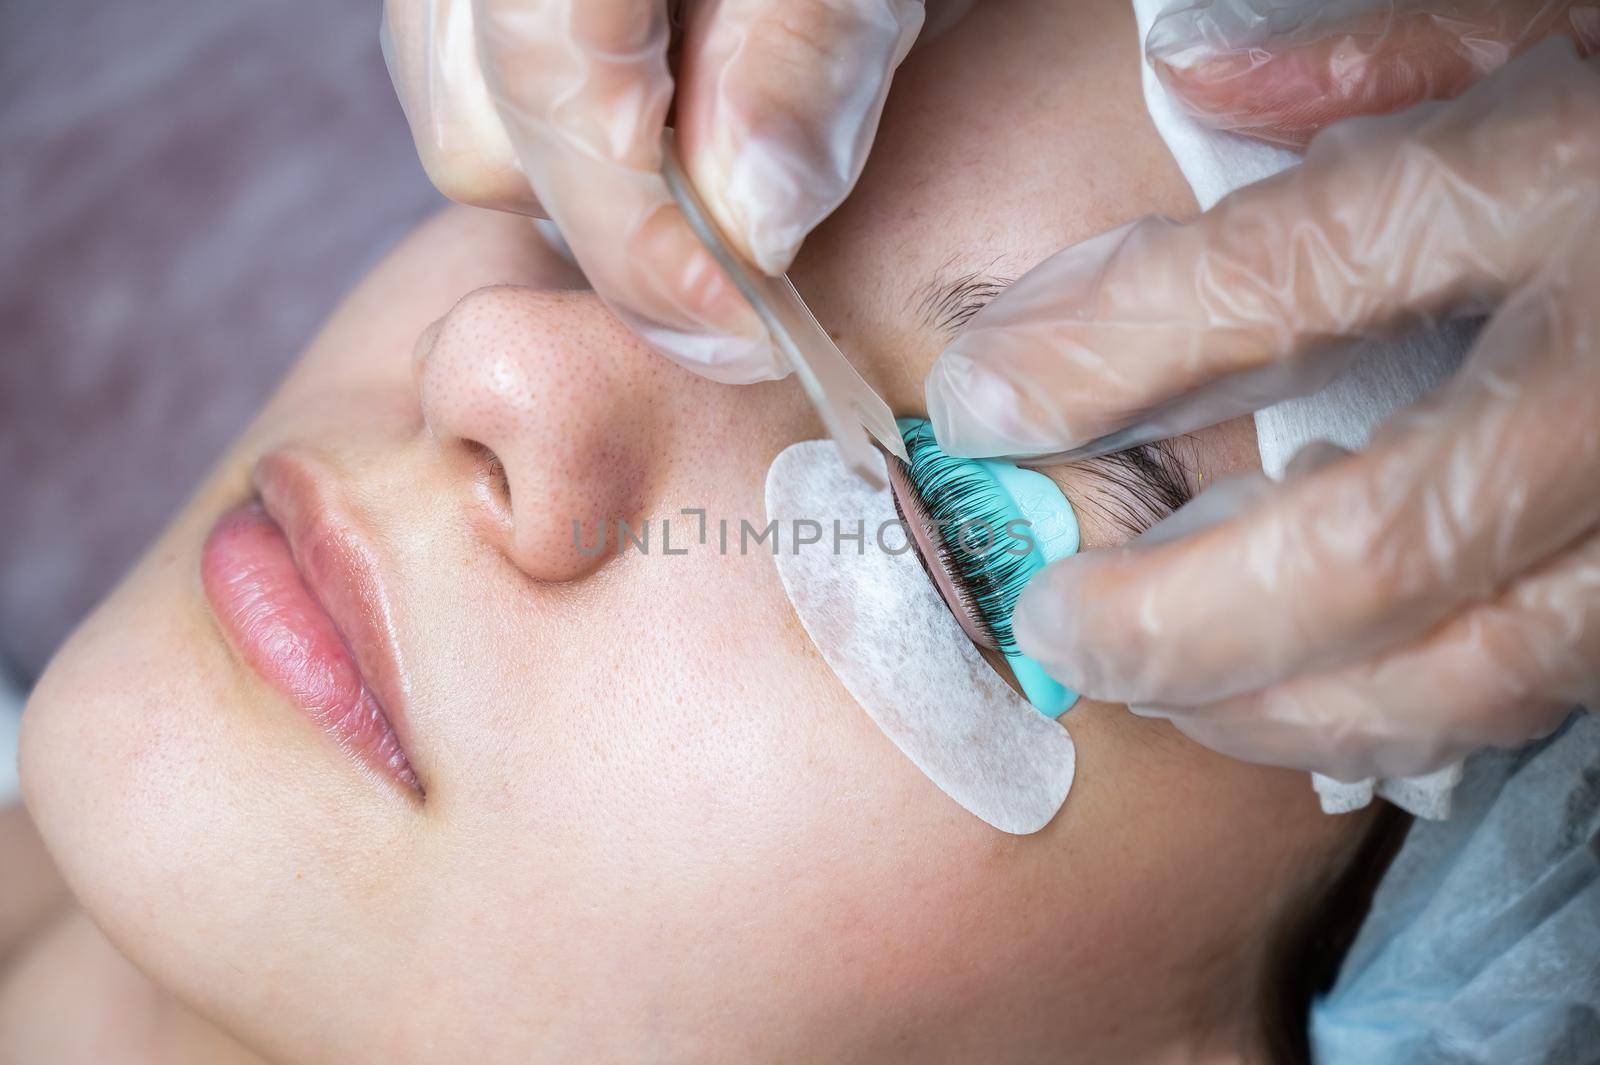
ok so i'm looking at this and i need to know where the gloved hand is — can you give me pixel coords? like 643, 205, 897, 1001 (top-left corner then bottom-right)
1146, 0, 1600, 149
381, 0, 937, 384
925, 34, 1600, 781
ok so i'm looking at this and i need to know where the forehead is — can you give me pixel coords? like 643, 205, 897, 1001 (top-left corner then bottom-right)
786, 0, 1259, 551
790, 0, 1196, 412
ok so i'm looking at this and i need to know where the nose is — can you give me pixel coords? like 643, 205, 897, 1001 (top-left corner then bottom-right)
415, 285, 671, 582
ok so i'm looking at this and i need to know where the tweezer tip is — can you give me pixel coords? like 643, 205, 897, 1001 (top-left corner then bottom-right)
869, 428, 910, 464
861, 414, 908, 463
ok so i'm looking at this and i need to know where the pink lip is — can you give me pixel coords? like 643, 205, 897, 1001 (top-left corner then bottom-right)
200, 454, 421, 796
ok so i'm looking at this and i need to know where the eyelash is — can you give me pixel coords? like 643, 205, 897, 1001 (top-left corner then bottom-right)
890, 433, 1195, 653
1070, 441, 1195, 540
889, 425, 1038, 654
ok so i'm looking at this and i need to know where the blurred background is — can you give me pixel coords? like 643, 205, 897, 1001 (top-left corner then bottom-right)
0, 0, 444, 743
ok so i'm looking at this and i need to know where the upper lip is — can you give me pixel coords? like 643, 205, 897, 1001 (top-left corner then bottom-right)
252, 449, 421, 783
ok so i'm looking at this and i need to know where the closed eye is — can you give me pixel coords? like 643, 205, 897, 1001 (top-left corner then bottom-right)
911, 257, 1195, 538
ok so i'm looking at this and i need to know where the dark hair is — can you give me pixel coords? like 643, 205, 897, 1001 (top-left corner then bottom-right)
1069, 438, 1197, 540
1261, 803, 1414, 1064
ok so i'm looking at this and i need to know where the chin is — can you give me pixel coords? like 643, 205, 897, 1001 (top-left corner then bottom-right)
21, 516, 437, 1056
25, 567, 203, 924
22, 538, 275, 1007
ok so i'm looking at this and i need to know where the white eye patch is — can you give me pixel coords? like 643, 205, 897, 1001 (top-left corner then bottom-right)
764, 442, 1075, 835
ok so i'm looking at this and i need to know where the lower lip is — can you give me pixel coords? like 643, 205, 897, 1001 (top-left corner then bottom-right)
201, 502, 420, 794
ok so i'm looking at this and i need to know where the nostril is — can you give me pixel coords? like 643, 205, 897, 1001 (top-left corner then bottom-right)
463, 439, 512, 515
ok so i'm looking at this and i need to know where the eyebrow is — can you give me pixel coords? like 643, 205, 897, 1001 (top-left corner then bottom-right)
915, 262, 1015, 335
915, 265, 1196, 538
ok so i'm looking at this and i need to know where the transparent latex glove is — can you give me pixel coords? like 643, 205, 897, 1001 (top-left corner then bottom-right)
381, 0, 940, 384
928, 39, 1600, 781
1147, 0, 1600, 149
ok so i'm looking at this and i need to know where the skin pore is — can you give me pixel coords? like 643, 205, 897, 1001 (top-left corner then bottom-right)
9, 1, 1377, 1063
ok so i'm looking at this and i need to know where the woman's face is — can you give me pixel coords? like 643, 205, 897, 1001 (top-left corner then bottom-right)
22, 1, 1368, 1062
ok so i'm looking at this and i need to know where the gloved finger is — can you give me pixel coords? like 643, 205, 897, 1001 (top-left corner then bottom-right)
676, 0, 929, 275
473, 0, 780, 383
925, 40, 1594, 461
1137, 529, 1600, 781
1011, 227, 1600, 708
382, 0, 541, 215
1148, 0, 1600, 149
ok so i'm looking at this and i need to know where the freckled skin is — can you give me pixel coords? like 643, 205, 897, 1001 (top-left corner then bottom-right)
418, 286, 675, 582
16, 1, 1374, 1063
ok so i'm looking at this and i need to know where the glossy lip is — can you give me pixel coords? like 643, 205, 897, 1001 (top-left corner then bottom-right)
200, 450, 423, 797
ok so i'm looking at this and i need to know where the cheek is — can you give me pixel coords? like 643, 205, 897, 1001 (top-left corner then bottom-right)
1055, 695, 1351, 957
399, 522, 1055, 1025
